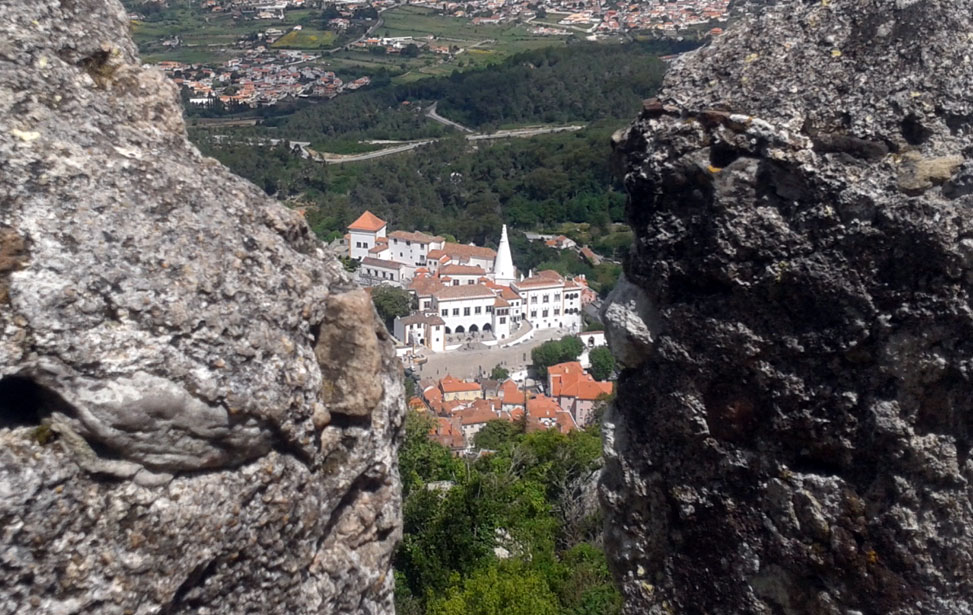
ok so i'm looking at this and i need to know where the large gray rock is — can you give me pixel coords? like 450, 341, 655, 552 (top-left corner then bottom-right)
603, 1, 973, 613
0, 0, 403, 613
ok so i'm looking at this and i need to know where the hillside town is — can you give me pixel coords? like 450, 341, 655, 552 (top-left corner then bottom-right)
152, 49, 371, 107
344, 211, 599, 352
168, 0, 732, 35
414, 358, 613, 451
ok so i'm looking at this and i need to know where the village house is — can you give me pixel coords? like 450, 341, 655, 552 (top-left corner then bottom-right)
438, 375, 483, 402
347, 210, 387, 260
547, 361, 613, 426
510, 270, 584, 333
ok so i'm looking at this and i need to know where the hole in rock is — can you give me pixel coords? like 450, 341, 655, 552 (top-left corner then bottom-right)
0, 376, 53, 427
901, 114, 932, 146
709, 143, 740, 169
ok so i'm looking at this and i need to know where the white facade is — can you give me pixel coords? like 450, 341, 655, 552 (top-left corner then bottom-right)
511, 273, 583, 332
359, 257, 412, 286
347, 211, 388, 261
388, 231, 444, 267
434, 296, 497, 335
394, 313, 446, 352
350, 228, 384, 260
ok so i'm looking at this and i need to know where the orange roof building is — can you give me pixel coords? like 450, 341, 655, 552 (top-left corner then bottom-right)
547, 362, 613, 427
439, 375, 483, 401
348, 210, 388, 261
348, 210, 387, 232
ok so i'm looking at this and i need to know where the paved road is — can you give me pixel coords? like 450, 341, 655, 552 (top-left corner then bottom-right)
314, 140, 435, 163
412, 328, 568, 381
425, 102, 474, 133
312, 123, 585, 163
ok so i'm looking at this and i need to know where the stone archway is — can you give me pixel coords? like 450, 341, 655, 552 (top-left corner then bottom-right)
444, 326, 451, 334
469, 324, 479, 334
483, 323, 493, 333
455, 325, 465, 334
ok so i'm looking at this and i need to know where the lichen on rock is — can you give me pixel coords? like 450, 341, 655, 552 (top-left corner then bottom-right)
603, 1, 973, 613
0, 0, 403, 613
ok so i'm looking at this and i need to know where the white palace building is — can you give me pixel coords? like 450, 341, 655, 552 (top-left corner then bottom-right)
345, 211, 586, 352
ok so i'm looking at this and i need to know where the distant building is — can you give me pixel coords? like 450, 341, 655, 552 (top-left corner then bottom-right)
510, 270, 583, 333
348, 210, 387, 260
547, 361, 613, 426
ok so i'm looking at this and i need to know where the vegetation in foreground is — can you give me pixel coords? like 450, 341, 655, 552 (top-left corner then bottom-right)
395, 411, 620, 615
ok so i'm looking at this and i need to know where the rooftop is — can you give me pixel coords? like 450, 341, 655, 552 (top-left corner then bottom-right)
348, 210, 387, 232
434, 284, 497, 301
389, 230, 444, 244
442, 242, 497, 262
361, 256, 403, 270
440, 264, 487, 276
439, 375, 483, 394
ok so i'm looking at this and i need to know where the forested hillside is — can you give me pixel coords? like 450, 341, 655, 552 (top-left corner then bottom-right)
195, 122, 625, 243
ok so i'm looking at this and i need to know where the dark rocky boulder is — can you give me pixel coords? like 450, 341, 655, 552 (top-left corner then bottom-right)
0, 0, 402, 613
603, 1, 973, 613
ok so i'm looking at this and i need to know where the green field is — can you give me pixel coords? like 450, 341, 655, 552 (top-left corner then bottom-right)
272, 28, 337, 49
131, 8, 321, 60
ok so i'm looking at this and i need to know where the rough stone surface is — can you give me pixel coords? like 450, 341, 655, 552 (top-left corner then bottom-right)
603, 1, 973, 613
0, 0, 403, 613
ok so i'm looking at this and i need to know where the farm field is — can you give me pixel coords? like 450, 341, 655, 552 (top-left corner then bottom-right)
271, 28, 337, 49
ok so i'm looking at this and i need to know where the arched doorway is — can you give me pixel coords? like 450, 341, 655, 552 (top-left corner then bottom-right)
469, 324, 479, 334
455, 325, 465, 334
483, 323, 492, 333
444, 326, 451, 334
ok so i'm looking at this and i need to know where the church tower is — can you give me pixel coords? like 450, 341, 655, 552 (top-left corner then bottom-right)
493, 224, 516, 285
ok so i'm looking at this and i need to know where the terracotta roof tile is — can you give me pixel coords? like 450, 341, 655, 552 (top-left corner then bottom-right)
348, 210, 387, 232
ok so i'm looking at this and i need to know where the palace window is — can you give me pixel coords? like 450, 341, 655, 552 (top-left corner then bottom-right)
475, 306, 482, 314
464, 307, 471, 316
453, 308, 460, 316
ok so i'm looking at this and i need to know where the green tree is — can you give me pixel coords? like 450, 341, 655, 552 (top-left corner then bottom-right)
473, 419, 520, 450
370, 286, 413, 330
489, 364, 509, 381
588, 346, 616, 381
531, 336, 584, 373
399, 411, 463, 496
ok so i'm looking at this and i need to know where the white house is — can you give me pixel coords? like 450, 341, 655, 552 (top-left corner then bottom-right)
440, 264, 486, 286
359, 257, 412, 286
387, 230, 445, 267
432, 284, 499, 336
426, 243, 497, 274
511, 270, 583, 332
394, 312, 446, 352
348, 210, 387, 261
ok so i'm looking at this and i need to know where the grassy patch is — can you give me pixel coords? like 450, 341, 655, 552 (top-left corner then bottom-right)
272, 28, 337, 49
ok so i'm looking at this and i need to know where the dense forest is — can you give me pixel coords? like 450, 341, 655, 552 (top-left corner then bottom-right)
251, 40, 683, 137
395, 411, 619, 615
195, 122, 624, 240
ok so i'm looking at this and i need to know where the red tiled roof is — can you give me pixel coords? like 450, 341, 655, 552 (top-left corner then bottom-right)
561, 379, 613, 401
348, 210, 387, 232
527, 394, 561, 420
439, 375, 482, 394
440, 264, 486, 276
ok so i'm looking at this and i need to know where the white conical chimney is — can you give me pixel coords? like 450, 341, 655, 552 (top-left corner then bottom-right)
493, 224, 516, 285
